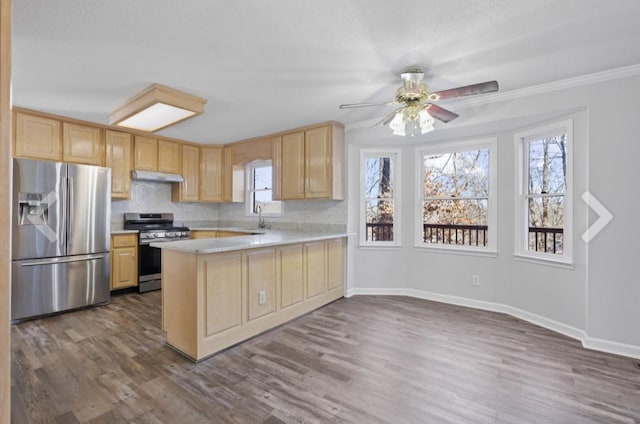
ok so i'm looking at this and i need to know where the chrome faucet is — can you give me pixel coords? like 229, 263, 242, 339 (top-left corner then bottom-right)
257, 204, 266, 229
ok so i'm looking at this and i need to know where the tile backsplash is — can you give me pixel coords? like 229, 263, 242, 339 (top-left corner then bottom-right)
111, 181, 219, 228
111, 181, 347, 232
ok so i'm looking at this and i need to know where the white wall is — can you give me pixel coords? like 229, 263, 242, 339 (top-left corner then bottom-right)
346, 72, 640, 356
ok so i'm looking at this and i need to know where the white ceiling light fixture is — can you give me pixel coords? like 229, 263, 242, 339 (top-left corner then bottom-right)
109, 83, 207, 132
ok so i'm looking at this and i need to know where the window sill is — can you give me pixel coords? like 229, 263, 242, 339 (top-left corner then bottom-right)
413, 244, 498, 258
512, 253, 575, 270
359, 244, 403, 250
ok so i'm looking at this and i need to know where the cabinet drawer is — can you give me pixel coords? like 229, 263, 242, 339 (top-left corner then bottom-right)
112, 233, 137, 248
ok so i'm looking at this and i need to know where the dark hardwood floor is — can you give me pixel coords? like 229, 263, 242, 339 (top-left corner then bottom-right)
11, 292, 640, 423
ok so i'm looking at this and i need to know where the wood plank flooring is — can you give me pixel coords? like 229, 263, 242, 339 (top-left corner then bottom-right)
11, 292, 640, 423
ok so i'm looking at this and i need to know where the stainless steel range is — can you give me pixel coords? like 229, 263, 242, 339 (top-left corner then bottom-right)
123, 213, 190, 293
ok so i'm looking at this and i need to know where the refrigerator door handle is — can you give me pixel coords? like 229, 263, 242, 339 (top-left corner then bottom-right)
68, 176, 74, 250
20, 253, 108, 267
60, 176, 67, 253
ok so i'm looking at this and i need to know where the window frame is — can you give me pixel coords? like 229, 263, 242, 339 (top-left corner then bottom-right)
414, 138, 498, 254
514, 119, 573, 265
359, 148, 402, 247
245, 160, 283, 217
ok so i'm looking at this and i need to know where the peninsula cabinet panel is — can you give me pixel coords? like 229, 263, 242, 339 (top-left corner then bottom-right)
305, 241, 326, 299
105, 130, 132, 199
158, 139, 181, 174
280, 131, 306, 199
14, 112, 62, 161
133, 136, 158, 171
162, 237, 346, 361
278, 244, 304, 309
200, 145, 223, 202
326, 237, 345, 291
246, 249, 276, 321
202, 253, 243, 336
62, 122, 104, 165
172, 144, 199, 202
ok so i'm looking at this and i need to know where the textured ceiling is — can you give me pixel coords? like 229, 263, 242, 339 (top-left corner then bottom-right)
12, 0, 640, 144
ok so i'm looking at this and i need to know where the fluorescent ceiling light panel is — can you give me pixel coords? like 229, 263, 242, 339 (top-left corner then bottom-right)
109, 83, 207, 132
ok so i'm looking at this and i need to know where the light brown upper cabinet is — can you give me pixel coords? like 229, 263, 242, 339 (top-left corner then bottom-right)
172, 143, 200, 202
158, 139, 181, 174
133, 135, 158, 171
14, 111, 62, 161
222, 146, 233, 202
200, 145, 223, 202
273, 123, 344, 200
278, 131, 305, 199
62, 122, 104, 166
105, 130, 132, 199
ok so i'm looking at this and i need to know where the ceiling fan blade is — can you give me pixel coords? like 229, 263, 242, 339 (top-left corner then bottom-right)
432, 80, 499, 101
426, 104, 459, 123
373, 108, 402, 127
339, 100, 396, 109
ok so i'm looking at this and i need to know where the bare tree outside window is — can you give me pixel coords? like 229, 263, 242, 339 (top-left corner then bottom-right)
526, 134, 567, 254
421, 149, 490, 247
363, 154, 396, 242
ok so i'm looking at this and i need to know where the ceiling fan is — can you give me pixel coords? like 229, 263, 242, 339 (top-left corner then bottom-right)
339, 68, 499, 136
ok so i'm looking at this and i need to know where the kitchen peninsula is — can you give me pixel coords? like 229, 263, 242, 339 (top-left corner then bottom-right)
152, 231, 347, 361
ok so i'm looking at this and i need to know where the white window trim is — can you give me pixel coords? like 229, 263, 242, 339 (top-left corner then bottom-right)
513, 119, 573, 265
245, 160, 283, 217
414, 137, 498, 253
359, 148, 401, 247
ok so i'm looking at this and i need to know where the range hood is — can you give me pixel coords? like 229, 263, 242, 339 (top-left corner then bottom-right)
131, 170, 184, 183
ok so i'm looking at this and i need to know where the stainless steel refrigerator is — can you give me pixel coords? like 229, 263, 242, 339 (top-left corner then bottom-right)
11, 158, 111, 321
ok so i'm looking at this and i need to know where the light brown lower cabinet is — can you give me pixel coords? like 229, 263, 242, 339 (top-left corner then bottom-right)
110, 234, 138, 290
162, 237, 346, 361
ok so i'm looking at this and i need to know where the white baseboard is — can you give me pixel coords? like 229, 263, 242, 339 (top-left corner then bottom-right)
346, 287, 640, 360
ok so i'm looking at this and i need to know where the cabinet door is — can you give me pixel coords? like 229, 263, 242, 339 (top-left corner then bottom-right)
272, 136, 282, 200
304, 126, 332, 199
280, 131, 305, 199
111, 246, 138, 290
200, 146, 223, 202
326, 238, 345, 291
158, 139, 181, 174
247, 249, 276, 321
279, 244, 304, 309
134, 136, 158, 171
14, 112, 62, 161
222, 146, 233, 202
305, 241, 326, 299
62, 122, 104, 165
105, 130, 132, 199
172, 144, 199, 202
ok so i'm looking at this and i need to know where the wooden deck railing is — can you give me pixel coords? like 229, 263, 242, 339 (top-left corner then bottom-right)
366, 223, 563, 253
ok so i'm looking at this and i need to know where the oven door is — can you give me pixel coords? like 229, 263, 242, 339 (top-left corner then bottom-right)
138, 243, 161, 292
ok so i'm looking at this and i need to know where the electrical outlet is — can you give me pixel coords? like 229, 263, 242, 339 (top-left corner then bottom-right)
259, 290, 266, 305
472, 275, 480, 286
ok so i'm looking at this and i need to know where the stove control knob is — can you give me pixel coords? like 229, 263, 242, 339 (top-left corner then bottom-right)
166, 232, 175, 238
149, 233, 157, 238
139, 233, 147, 239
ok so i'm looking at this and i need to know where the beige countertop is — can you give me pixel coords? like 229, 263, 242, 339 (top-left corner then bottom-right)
150, 230, 350, 254
111, 230, 138, 235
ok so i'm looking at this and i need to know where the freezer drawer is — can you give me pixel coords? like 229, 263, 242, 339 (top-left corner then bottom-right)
11, 253, 110, 321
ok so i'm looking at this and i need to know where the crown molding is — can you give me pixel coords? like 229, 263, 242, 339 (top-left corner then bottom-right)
345, 63, 640, 132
